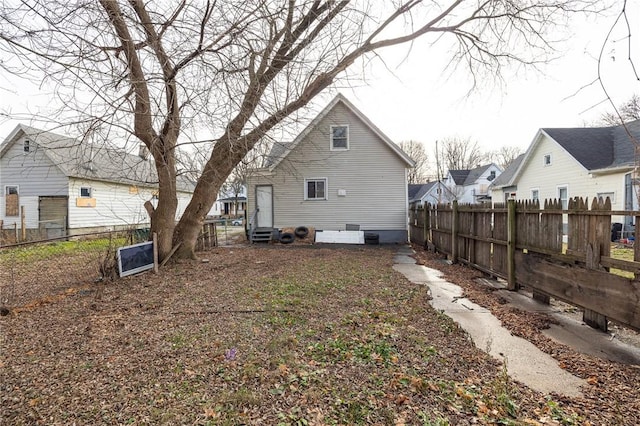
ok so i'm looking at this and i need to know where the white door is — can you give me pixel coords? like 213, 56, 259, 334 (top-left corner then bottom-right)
256, 185, 273, 228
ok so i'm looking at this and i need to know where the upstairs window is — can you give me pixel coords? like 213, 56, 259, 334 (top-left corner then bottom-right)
305, 178, 327, 200
24, 140, 30, 153
330, 125, 349, 150
543, 154, 552, 166
488, 170, 496, 181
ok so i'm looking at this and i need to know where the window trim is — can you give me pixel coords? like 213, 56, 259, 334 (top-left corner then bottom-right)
80, 186, 93, 198
543, 153, 552, 166
330, 125, 349, 151
531, 188, 539, 201
304, 178, 328, 201
5, 185, 19, 196
557, 185, 568, 210
23, 140, 30, 153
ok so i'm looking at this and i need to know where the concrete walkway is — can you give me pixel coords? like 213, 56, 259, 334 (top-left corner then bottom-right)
393, 245, 586, 397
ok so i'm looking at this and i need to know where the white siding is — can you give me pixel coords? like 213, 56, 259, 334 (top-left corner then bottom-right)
516, 134, 628, 210
67, 179, 194, 229
248, 102, 409, 232
0, 195, 39, 228
0, 134, 68, 196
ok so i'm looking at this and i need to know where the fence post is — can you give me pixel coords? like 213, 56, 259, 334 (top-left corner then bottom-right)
20, 206, 26, 242
423, 204, 429, 248
451, 200, 458, 263
507, 199, 517, 290
582, 197, 609, 331
153, 232, 159, 273
635, 213, 640, 281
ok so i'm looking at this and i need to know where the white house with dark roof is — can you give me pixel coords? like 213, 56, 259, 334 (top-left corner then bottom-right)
490, 119, 640, 227
0, 125, 195, 238
444, 163, 502, 204
246, 94, 415, 243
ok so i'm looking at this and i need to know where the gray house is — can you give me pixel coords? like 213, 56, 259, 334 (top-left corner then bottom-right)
246, 94, 415, 243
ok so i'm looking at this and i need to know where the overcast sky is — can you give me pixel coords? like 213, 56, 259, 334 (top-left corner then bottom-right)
337, 1, 640, 155
1, 2, 638, 157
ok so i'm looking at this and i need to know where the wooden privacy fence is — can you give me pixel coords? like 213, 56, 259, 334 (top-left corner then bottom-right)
409, 198, 640, 332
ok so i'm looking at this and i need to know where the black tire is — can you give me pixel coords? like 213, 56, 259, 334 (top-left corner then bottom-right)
294, 226, 309, 238
279, 232, 295, 244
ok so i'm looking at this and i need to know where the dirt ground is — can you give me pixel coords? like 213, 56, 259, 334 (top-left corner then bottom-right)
1, 243, 639, 424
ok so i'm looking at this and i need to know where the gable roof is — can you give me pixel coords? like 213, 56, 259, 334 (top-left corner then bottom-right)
0, 124, 195, 192
408, 183, 425, 200
448, 170, 470, 185
408, 182, 436, 202
448, 163, 499, 186
264, 94, 415, 171
408, 181, 454, 203
510, 119, 640, 183
542, 127, 614, 170
489, 154, 524, 189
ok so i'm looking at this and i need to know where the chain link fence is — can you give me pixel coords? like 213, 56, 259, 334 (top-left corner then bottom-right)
0, 229, 149, 314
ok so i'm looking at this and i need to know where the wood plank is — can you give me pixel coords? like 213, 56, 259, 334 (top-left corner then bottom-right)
516, 251, 640, 331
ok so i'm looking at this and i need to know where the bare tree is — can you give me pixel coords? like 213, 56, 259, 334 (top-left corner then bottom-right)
0, 1, 600, 260
485, 146, 523, 171
435, 137, 485, 177
399, 140, 432, 184
599, 94, 640, 125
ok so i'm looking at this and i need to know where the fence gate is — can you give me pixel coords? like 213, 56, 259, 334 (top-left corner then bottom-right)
39, 196, 68, 238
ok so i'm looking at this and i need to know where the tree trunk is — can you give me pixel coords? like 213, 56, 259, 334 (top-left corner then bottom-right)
173, 139, 241, 258
151, 154, 179, 261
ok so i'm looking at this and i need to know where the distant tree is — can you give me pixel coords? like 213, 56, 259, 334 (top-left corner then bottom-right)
486, 146, 523, 171
600, 94, 640, 125
399, 140, 432, 184
435, 137, 484, 178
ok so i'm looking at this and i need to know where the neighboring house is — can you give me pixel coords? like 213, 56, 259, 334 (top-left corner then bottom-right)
488, 154, 525, 202
0, 125, 195, 238
216, 195, 247, 217
444, 163, 502, 204
246, 94, 415, 243
489, 119, 640, 227
408, 181, 454, 206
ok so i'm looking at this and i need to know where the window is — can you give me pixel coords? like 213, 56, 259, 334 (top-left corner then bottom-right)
330, 125, 349, 150
543, 154, 552, 166
23, 140, 30, 153
80, 187, 92, 198
531, 189, 539, 201
305, 178, 327, 200
558, 186, 568, 210
488, 170, 496, 181
6, 185, 18, 195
